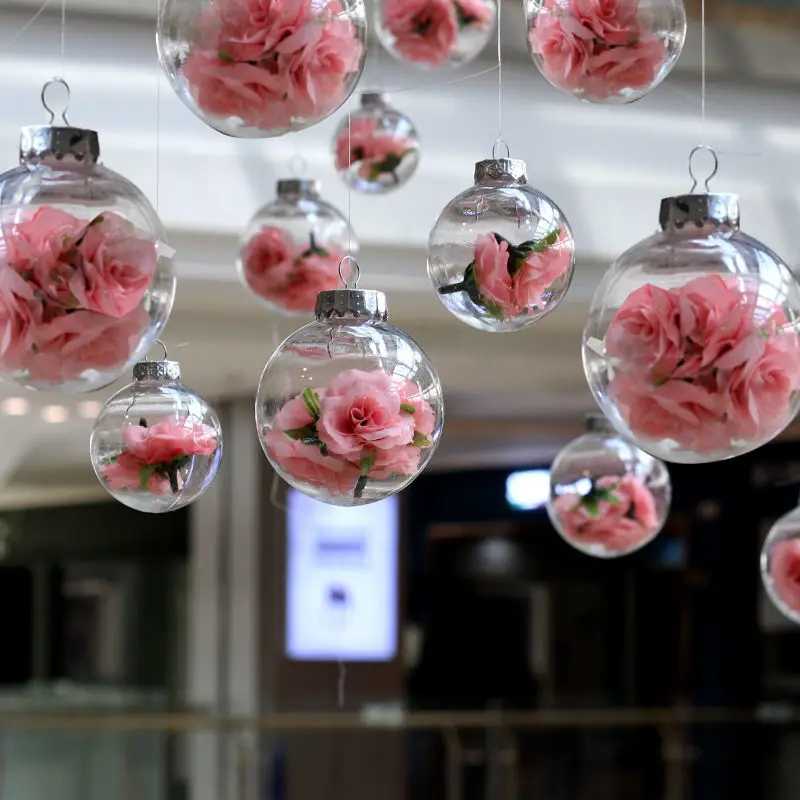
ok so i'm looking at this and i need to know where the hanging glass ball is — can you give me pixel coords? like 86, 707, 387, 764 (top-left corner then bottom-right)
583, 192, 800, 464
333, 93, 420, 194
761, 504, 800, 625
157, 0, 367, 138
547, 413, 671, 558
0, 118, 175, 393
90, 355, 223, 514
376, 0, 496, 69
526, 0, 686, 104
427, 156, 575, 333
237, 178, 358, 315
256, 282, 444, 506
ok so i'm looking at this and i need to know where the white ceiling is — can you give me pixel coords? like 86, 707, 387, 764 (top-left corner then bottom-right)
0, 2, 799, 501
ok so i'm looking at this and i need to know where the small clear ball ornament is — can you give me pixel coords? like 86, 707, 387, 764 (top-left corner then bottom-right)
157, 0, 367, 138
333, 93, 420, 194
547, 413, 671, 559
0, 80, 176, 393
90, 347, 223, 514
526, 0, 686, 104
583, 152, 800, 464
256, 262, 444, 506
237, 177, 359, 315
761, 500, 800, 626
376, 0, 496, 69
427, 153, 575, 332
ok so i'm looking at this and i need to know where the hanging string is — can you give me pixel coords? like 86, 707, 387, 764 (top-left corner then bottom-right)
337, 660, 346, 708
700, 0, 706, 145
0, 0, 53, 50
155, 0, 161, 215
496, 0, 503, 147
355, 64, 499, 97
59, 0, 66, 77
346, 96, 352, 257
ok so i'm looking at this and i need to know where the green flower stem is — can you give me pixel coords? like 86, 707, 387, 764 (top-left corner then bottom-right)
354, 475, 368, 499
439, 281, 468, 295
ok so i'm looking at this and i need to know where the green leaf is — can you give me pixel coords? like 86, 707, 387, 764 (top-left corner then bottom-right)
301, 388, 321, 420
582, 495, 601, 517
360, 450, 377, 476
400, 403, 416, 415
368, 151, 405, 181
454, 1, 479, 27
88, 214, 105, 227
285, 424, 317, 441
218, 50, 235, 63
412, 431, 431, 448
481, 297, 506, 321
533, 228, 560, 251
139, 465, 156, 490
594, 487, 620, 505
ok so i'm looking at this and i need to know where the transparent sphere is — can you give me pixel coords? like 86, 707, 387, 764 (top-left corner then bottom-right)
0, 133, 176, 393
157, 0, 367, 138
376, 0, 495, 69
256, 295, 444, 506
237, 179, 358, 315
547, 419, 671, 558
583, 194, 800, 464
761, 506, 800, 626
333, 93, 420, 194
526, 0, 686, 104
427, 158, 575, 332
90, 364, 223, 513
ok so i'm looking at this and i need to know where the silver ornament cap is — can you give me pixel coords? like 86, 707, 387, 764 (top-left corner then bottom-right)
585, 412, 614, 434
361, 91, 387, 109
20, 125, 100, 167
276, 178, 320, 199
314, 289, 388, 323
659, 193, 740, 236
132, 359, 181, 383
474, 158, 528, 187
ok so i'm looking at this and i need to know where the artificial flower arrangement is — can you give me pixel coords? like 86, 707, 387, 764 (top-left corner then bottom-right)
0, 207, 156, 382
768, 539, 800, 617
241, 227, 346, 313
264, 368, 435, 498
382, 0, 494, 66
528, 0, 669, 101
181, 0, 364, 130
604, 275, 800, 455
552, 473, 659, 553
439, 229, 572, 321
334, 117, 418, 186
101, 417, 220, 495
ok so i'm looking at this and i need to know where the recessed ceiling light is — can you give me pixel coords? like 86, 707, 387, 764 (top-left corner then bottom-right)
77, 401, 102, 419
41, 405, 68, 424
1, 397, 30, 416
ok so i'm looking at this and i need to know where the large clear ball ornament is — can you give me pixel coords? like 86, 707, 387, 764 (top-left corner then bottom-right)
376, 0, 496, 69
427, 156, 575, 332
547, 414, 671, 558
90, 357, 223, 514
526, 0, 686, 104
583, 192, 800, 464
157, 0, 367, 138
256, 285, 444, 506
237, 178, 358, 315
761, 504, 800, 626
0, 116, 175, 393
333, 93, 420, 194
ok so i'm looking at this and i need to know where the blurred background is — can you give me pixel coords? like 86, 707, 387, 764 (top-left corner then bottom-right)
0, 0, 800, 798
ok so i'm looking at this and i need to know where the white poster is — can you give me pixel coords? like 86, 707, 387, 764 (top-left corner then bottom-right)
285, 490, 399, 661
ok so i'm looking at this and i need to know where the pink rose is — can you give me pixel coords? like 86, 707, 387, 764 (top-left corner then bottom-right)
335, 117, 378, 170
453, 0, 493, 28
241, 225, 297, 300
278, 17, 363, 120
123, 419, 219, 465
370, 444, 422, 479
382, 0, 459, 66
529, 10, 593, 91
770, 539, 800, 616
610, 474, 658, 529
513, 239, 572, 312
317, 369, 416, 459
0, 267, 38, 368
67, 212, 157, 318
572, 0, 640, 46
265, 429, 360, 495
584, 35, 667, 98
101, 451, 172, 495
272, 390, 322, 432
4, 207, 85, 275
27, 306, 148, 383
606, 284, 683, 379
395, 377, 436, 437
280, 250, 344, 312
472, 233, 515, 319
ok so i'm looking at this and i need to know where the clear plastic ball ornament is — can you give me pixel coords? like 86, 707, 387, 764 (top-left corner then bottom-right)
90, 347, 223, 514
376, 0, 496, 69
427, 153, 575, 332
526, 0, 686, 104
761, 501, 800, 626
256, 261, 444, 506
0, 80, 176, 393
157, 0, 367, 138
333, 93, 420, 194
547, 413, 671, 559
237, 177, 359, 315
583, 153, 800, 464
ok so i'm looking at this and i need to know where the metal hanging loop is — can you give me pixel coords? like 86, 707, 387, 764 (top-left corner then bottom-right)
688, 145, 719, 193
337, 255, 361, 289
145, 340, 169, 361
492, 137, 511, 160
41, 77, 71, 126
